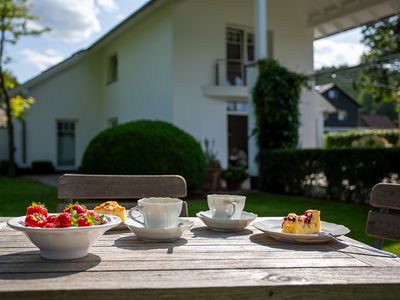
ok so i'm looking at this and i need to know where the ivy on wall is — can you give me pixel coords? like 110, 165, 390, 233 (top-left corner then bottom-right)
252, 59, 308, 151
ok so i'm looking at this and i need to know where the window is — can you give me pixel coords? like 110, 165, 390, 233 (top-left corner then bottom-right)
107, 54, 118, 83
57, 121, 76, 166
328, 89, 337, 99
227, 101, 248, 112
337, 110, 348, 121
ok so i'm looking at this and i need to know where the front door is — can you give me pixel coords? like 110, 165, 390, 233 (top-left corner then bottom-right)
228, 115, 248, 167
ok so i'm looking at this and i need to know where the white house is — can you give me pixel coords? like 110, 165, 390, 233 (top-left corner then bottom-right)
4, 0, 398, 177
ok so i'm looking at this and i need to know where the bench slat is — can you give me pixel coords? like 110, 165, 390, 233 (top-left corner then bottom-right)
366, 211, 400, 242
58, 174, 187, 199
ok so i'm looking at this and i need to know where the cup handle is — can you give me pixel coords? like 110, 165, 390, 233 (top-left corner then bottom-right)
129, 205, 144, 223
226, 201, 237, 218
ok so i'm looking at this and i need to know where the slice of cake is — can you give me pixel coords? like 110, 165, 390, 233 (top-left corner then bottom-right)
281, 210, 321, 234
93, 201, 126, 221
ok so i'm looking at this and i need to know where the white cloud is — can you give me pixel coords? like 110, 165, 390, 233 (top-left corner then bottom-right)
29, 0, 118, 43
314, 39, 368, 70
19, 48, 64, 71
96, 0, 119, 12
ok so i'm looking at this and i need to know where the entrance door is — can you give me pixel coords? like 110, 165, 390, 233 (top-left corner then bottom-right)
228, 115, 248, 166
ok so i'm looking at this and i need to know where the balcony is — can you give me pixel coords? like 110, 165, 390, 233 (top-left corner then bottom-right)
202, 59, 250, 102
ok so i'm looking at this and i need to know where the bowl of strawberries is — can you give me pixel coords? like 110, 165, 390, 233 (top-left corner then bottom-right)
7, 202, 121, 260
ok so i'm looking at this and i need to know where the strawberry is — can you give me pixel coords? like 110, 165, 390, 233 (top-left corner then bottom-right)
46, 215, 58, 224
26, 202, 48, 217
77, 213, 94, 227
64, 203, 87, 214
25, 213, 47, 228
44, 222, 56, 228
55, 212, 72, 228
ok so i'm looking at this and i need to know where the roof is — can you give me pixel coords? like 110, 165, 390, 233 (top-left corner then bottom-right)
12, 0, 160, 95
360, 115, 397, 129
316, 83, 361, 107
314, 91, 336, 113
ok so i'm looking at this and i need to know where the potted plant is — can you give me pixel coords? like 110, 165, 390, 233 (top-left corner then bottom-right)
203, 139, 222, 191
222, 166, 248, 190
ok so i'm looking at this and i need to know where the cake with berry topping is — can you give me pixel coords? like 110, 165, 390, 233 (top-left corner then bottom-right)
281, 210, 321, 234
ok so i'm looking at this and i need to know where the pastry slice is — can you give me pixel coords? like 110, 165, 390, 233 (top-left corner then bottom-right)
93, 201, 126, 221
281, 210, 321, 234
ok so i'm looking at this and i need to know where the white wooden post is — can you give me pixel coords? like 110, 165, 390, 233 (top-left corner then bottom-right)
248, 0, 267, 181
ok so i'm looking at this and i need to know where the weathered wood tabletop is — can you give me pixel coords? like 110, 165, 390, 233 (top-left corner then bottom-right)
1, 217, 400, 299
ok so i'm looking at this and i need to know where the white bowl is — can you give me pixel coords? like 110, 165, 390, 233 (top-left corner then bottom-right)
7, 214, 121, 260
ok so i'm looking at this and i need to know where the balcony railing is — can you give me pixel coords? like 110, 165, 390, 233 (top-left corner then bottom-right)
215, 59, 247, 86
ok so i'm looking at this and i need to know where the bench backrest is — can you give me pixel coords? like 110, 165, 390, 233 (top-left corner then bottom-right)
366, 183, 400, 248
57, 174, 188, 216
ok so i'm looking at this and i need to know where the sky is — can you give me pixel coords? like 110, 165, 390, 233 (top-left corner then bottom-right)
8, 0, 368, 83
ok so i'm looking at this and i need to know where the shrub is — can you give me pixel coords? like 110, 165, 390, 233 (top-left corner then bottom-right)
31, 161, 55, 174
259, 148, 400, 203
351, 135, 392, 148
81, 120, 207, 191
252, 58, 308, 150
222, 166, 248, 182
324, 129, 400, 148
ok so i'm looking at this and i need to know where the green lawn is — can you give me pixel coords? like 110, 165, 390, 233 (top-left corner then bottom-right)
0, 178, 59, 216
0, 178, 399, 256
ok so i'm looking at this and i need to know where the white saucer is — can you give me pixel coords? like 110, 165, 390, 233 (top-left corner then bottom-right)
196, 210, 257, 232
253, 218, 350, 244
124, 217, 194, 242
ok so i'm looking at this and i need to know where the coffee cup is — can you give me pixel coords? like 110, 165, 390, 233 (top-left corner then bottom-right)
207, 194, 246, 219
128, 197, 183, 228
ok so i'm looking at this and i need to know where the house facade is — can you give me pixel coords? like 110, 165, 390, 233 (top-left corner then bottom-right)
319, 83, 361, 132
4, 0, 398, 174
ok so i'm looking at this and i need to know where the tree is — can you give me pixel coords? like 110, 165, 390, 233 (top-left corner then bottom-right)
357, 15, 400, 104
0, 0, 48, 176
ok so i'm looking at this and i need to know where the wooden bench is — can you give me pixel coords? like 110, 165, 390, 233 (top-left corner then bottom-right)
366, 183, 400, 248
57, 174, 188, 217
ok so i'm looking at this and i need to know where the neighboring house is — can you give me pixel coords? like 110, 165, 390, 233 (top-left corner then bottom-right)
318, 83, 360, 132
7, 0, 398, 174
361, 115, 397, 129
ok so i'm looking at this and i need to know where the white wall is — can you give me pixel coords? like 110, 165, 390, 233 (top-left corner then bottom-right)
171, 0, 318, 170
172, 0, 256, 168
21, 54, 103, 169
101, 3, 173, 127
16, 3, 174, 169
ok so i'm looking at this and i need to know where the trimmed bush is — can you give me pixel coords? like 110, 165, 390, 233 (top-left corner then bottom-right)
81, 120, 207, 191
259, 148, 400, 203
324, 129, 400, 148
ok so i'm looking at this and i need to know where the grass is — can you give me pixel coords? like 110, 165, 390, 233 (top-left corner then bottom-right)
0, 178, 399, 255
0, 178, 59, 216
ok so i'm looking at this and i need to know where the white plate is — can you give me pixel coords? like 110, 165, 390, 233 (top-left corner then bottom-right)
253, 218, 350, 244
124, 217, 194, 242
7, 214, 121, 259
196, 210, 257, 232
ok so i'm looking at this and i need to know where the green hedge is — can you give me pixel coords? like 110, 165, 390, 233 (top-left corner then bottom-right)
259, 148, 400, 203
81, 120, 207, 191
324, 129, 400, 148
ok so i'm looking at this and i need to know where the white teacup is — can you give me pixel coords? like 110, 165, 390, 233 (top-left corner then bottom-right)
207, 194, 246, 219
129, 198, 183, 229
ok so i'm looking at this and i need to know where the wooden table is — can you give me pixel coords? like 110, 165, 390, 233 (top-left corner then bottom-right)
1, 217, 400, 299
